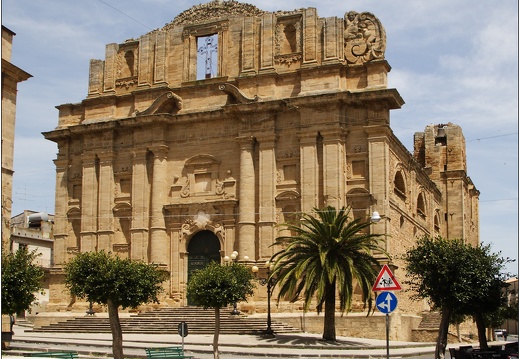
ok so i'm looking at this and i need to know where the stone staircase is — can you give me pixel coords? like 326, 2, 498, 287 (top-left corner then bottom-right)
28, 306, 301, 335
417, 311, 442, 330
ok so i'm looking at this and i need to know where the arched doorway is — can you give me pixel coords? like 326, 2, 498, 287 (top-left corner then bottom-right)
187, 230, 221, 304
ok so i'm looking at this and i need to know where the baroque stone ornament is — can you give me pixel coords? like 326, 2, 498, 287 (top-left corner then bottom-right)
219, 83, 258, 103
164, 0, 266, 28
344, 11, 386, 65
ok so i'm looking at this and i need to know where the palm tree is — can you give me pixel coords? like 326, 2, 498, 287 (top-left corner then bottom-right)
270, 206, 388, 341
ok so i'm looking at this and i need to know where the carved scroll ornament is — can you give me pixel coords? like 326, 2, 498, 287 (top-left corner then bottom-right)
219, 83, 258, 104
344, 11, 386, 65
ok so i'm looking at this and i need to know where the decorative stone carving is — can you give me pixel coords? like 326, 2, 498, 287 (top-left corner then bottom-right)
115, 76, 138, 89
136, 91, 183, 116
219, 83, 258, 103
274, 54, 302, 66
163, 0, 266, 28
343, 11, 386, 64
274, 16, 302, 66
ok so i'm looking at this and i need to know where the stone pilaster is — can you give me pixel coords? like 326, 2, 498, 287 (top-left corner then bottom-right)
366, 126, 391, 252
323, 17, 343, 63
131, 148, 150, 261
80, 153, 99, 252
53, 157, 69, 265
88, 59, 104, 96
257, 135, 277, 260
242, 17, 256, 74
322, 129, 346, 209
299, 133, 319, 213
260, 13, 275, 72
138, 34, 153, 87
103, 43, 117, 92
150, 145, 169, 266
154, 31, 167, 84
97, 152, 115, 253
302, 8, 318, 65
237, 136, 256, 260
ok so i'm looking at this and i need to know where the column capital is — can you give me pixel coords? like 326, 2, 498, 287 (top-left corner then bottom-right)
149, 144, 169, 157
256, 134, 278, 146
236, 135, 256, 149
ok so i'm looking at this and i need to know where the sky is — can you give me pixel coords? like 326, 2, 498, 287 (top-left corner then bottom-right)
2, 0, 518, 275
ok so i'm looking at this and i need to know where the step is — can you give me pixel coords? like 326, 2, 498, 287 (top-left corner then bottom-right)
29, 306, 301, 335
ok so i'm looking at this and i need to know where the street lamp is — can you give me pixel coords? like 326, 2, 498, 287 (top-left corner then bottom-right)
252, 261, 275, 338
224, 251, 249, 315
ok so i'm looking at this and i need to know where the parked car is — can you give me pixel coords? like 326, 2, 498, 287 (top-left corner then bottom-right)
494, 329, 508, 340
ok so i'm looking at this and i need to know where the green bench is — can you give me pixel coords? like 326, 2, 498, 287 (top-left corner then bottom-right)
145, 346, 194, 359
24, 351, 78, 359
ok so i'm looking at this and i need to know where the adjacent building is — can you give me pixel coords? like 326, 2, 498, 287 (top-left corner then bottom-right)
1, 26, 32, 253
42, 0, 479, 336
10, 210, 55, 313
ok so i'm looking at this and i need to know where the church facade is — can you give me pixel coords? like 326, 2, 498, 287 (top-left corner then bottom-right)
43, 0, 479, 321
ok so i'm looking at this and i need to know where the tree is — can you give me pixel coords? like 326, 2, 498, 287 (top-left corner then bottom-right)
270, 206, 387, 342
64, 251, 168, 359
187, 261, 255, 359
2, 246, 45, 316
404, 236, 511, 359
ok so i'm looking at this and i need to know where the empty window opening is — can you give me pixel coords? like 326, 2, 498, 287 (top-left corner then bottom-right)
393, 171, 406, 199
283, 24, 297, 53
125, 51, 135, 77
197, 34, 218, 80
417, 193, 426, 219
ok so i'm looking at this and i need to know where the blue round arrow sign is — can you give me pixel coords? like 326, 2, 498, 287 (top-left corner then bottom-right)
375, 291, 398, 314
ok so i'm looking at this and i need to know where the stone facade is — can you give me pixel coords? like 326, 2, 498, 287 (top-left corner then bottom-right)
43, 1, 479, 337
1, 26, 32, 254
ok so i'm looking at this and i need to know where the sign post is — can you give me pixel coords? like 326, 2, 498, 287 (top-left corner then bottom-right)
373, 265, 401, 359
178, 321, 188, 351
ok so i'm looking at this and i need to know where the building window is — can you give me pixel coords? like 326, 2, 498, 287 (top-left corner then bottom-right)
434, 214, 440, 233
393, 171, 406, 199
197, 34, 218, 80
417, 193, 426, 219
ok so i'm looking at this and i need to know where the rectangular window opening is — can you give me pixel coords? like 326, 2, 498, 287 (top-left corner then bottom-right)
197, 34, 218, 80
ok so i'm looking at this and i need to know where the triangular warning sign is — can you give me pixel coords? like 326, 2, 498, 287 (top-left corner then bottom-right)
372, 264, 401, 291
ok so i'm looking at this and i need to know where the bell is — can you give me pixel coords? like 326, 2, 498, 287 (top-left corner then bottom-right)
436, 127, 446, 138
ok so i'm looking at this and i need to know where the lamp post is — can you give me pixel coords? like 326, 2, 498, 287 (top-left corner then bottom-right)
224, 251, 249, 315
252, 261, 275, 337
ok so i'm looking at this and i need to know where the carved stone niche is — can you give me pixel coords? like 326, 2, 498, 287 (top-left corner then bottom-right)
115, 41, 139, 90
170, 155, 236, 199
275, 15, 302, 66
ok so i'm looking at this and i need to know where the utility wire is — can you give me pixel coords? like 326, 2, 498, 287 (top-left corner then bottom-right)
94, 0, 154, 31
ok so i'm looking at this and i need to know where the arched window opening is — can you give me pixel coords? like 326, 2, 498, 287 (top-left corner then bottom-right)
434, 213, 440, 233
393, 171, 406, 199
417, 193, 426, 220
